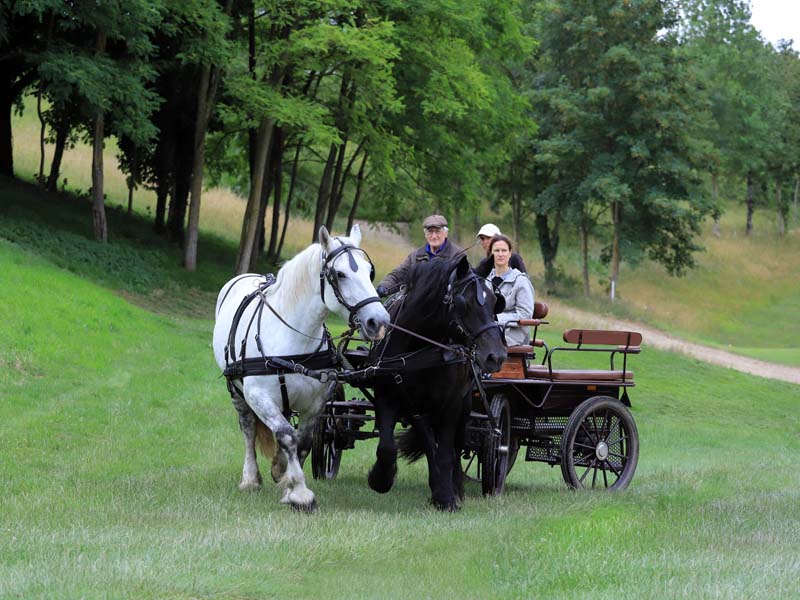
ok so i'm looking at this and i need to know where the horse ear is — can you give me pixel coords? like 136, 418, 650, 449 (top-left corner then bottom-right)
318, 226, 332, 250
349, 223, 362, 247
455, 255, 470, 279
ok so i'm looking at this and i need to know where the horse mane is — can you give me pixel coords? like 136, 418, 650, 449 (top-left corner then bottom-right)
264, 243, 323, 309
398, 257, 461, 329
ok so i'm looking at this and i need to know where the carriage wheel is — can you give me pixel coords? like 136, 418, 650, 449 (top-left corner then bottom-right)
560, 395, 639, 490
480, 394, 512, 496
311, 408, 343, 480
311, 387, 345, 480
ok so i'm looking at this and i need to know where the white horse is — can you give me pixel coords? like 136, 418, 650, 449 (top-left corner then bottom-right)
213, 225, 390, 511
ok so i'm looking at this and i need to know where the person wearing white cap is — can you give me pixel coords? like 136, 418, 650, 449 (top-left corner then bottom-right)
376, 214, 464, 297
474, 223, 527, 278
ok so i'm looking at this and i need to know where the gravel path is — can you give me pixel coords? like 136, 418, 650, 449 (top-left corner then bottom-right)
549, 300, 800, 385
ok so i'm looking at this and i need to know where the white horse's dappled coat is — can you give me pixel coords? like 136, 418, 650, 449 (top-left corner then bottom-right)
212, 225, 389, 510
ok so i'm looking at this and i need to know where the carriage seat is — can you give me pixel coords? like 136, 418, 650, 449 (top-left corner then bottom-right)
525, 364, 634, 381
523, 328, 641, 381
490, 301, 549, 379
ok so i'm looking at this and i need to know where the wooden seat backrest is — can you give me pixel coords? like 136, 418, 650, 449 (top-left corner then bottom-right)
562, 329, 642, 347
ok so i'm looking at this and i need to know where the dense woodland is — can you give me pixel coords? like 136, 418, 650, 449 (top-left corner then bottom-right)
1, 0, 798, 296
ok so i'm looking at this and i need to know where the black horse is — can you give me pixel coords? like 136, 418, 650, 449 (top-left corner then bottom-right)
367, 255, 507, 510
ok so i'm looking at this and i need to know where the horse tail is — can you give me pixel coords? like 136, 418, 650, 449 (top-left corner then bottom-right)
255, 419, 277, 459
396, 426, 427, 463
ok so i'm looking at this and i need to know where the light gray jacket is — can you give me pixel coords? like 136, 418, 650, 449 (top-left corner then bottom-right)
489, 267, 535, 347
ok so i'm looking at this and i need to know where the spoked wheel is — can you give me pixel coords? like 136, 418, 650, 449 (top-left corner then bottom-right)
560, 396, 639, 490
480, 394, 512, 496
311, 387, 345, 480
461, 449, 482, 483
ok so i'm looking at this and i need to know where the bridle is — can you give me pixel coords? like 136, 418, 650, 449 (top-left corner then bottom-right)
443, 269, 503, 348
320, 239, 381, 329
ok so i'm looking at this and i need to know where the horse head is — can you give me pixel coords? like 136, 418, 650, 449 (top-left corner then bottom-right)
445, 255, 507, 373
319, 225, 390, 341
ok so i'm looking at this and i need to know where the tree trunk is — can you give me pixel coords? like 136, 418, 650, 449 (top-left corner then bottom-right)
609, 201, 620, 301
266, 127, 283, 261
711, 172, 720, 237
346, 151, 368, 233
37, 87, 45, 182
313, 144, 337, 241
324, 139, 349, 231
91, 107, 107, 242
511, 188, 522, 250
535, 213, 560, 291
91, 30, 109, 242
247, 0, 257, 186
251, 140, 275, 271
793, 175, 799, 228
236, 116, 275, 274
183, 64, 212, 270
46, 122, 68, 192
0, 90, 15, 177
580, 222, 590, 297
776, 182, 788, 236
154, 183, 168, 233
745, 175, 754, 236
278, 141, 303, 258
167, 161, 190, 246
126, 148, 138, 216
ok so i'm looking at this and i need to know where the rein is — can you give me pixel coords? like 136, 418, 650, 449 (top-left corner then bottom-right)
376, 269, 501, 365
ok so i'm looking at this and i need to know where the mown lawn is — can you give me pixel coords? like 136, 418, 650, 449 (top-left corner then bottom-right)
2, 210, 799, 598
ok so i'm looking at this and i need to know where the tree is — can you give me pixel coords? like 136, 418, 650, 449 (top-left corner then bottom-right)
183, 0, 234, 270
37, 0, 162, 241
531, 0, 710, 297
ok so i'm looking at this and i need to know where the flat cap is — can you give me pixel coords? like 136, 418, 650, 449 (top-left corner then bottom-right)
422, 214, 448, 229
477, 223, 501, 238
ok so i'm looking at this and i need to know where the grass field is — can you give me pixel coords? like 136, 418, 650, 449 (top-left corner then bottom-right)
2, 177, 800, 598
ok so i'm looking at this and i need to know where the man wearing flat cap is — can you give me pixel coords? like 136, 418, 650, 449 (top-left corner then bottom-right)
376, 214, 464, 297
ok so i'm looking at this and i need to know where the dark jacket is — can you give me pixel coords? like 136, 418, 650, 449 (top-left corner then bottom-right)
475, 252, 526, 278
378, 238, 464, 294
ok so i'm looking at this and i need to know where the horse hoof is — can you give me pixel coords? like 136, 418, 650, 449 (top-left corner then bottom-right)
367, 465, 396, 494
290, 499, 318, 513
431, 498, 461, 512
238, 480, 262, 491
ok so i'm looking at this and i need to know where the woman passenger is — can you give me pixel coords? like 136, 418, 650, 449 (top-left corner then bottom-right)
488, 235, 534, 347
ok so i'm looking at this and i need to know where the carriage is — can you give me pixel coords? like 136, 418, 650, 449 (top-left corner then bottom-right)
216, 228, 640, 511
310, 300, 642, 495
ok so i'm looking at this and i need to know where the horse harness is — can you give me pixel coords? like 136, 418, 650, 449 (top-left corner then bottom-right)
221, 241, 380, 414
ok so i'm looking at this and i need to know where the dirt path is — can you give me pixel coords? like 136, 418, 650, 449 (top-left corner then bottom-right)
548, 300, 800, 385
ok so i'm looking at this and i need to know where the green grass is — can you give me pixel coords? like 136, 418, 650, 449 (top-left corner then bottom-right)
2, 185, 800, 598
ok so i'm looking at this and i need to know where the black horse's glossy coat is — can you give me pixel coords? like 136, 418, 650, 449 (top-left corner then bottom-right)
367, 255, 507, 510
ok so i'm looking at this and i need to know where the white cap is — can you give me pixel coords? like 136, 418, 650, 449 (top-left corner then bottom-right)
477, 223, 501, 238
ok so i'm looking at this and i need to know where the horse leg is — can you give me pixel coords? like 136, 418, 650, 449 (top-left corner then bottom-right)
430, 424, 460, 512
407, 415, 440, 496
245, 387, 317, 512
453, 396, 469, 502
368, 394, 399, 494
231, 393, 262, 490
